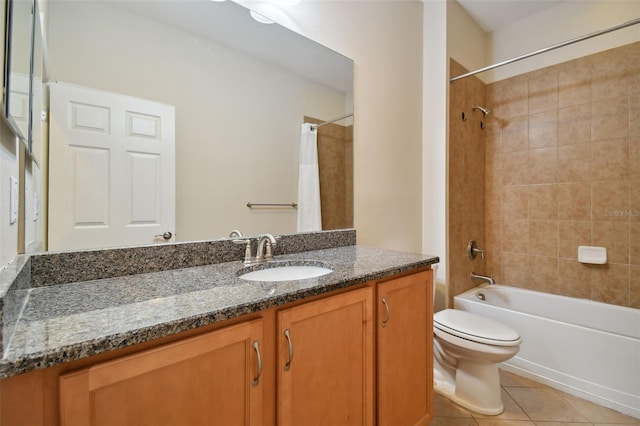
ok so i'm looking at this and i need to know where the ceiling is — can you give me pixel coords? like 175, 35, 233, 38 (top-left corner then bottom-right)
456, 0, 567, 32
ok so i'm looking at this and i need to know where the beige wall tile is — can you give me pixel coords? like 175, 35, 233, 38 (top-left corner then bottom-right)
629, 223, 640, 265
558, 143, 590, 183
503, 116, 528, 152
486, 181, 503, 221
529, 147, 557, 184
629, 138, 640, 182
557, 183, 591, 221
502, 77, 529, 119
558, 259, 591, 298
558, 221, 591, 259
558, 103, 590, 146
592, 221, 629, 264
502, 151, 529, 186
482, 44, 638, 309
591, 138, 629, 181
528, 184, 557, 220
630, 180, 640, 222
503, 220, 529, 254
630, 265, 640, 309
486, 153, 502, 193
449, 59, 487, 304
629, 44, 640, 94
591, 263, 630, 306
529, 71, 558, 114
591, 51, 631, 101
486, 219, 502, 278
501, 252, 531, 287
487, 82, 503, 109
558, 64, 590, 108
591, 96, 629, 142
529, 220, 558, 257
631, 93, 640, 137
592, 181, 630, 221
529, 110, 558, 150
503, 186, 529, 220
485, 129, 502, 159
528, 255, 559, 294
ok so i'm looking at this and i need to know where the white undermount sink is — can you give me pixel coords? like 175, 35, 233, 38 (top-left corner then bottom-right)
239, 265, 333, 282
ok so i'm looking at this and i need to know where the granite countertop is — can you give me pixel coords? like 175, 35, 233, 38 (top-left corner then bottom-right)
0, 245, 438, 379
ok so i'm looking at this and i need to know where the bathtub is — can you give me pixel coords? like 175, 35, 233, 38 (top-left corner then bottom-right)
454, 284, 640, 419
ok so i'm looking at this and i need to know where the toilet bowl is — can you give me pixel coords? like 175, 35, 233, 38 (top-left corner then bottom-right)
433, 309, 521, 415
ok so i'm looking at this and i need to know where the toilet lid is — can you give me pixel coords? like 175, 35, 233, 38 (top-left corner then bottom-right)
434, 309, 521, 346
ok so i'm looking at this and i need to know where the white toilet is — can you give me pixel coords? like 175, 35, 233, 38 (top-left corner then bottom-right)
433, 309, 522, 415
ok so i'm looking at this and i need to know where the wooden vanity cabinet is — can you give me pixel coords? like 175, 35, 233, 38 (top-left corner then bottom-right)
277, 286, 374, 426
2, 268, 433, 425
377, 270, 434, 426
59, 319, 265, 426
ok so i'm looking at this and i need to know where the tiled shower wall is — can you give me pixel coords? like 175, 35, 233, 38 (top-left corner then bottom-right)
304, 116, 354, 230
448, 60, 487, 303
483, 42, 640, 309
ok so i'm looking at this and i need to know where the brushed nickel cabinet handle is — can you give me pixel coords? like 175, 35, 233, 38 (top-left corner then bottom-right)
284, 329, 294, 371
382, 296, 390, 328
252, 341, 262, 386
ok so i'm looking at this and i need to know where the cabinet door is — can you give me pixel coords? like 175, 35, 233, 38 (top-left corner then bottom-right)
278, 287, 374, 426
60, 320, 264, 426
378, 270, 433, 426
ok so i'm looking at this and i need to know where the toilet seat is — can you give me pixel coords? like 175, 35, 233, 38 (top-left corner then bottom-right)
434, 309, 521, 346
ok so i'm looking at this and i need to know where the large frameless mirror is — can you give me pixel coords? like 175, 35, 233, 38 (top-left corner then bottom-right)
3, 0, 34, 151
43, 0, 354, 251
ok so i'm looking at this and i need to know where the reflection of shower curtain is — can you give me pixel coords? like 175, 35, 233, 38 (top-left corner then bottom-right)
297, 123, 322, 232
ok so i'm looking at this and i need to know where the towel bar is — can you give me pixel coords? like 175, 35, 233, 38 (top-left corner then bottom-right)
246, 202, 297, 208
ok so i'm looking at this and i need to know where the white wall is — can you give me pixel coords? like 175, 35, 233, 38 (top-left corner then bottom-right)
252, 0, 425, 252
47, 2, 349, 242
0, 0, 15, 268
422, 0, 448, 300
487, 0, 640, 82
446, 0, 488, 82
0, 123, 19, 268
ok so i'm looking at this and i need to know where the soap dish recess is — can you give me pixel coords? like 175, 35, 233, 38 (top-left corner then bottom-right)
578, 246, 607, 264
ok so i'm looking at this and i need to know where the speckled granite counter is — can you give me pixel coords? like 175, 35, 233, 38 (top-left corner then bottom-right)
0, 244, 438, 379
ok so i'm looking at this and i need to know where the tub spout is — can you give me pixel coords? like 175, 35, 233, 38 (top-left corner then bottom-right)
470, 271, 495, 285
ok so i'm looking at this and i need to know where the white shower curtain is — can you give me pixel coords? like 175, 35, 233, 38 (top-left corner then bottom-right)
296, 123, 322, 232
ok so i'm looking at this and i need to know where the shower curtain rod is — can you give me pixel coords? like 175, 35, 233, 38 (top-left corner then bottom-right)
310, 112, 354, 130
450, 17, 640, 82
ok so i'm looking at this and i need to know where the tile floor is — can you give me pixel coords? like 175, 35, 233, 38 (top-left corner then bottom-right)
432, 370, 640, 426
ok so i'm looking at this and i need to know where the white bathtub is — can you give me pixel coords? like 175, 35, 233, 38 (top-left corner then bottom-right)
454, 284, 640, 419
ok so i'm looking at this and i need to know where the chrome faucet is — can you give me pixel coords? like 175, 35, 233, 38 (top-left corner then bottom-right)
233, 233, 278, 265
256, 234, 277, 263
470, 271, 495, 285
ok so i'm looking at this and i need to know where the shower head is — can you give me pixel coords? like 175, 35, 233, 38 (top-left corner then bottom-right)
472, 106, 491, 117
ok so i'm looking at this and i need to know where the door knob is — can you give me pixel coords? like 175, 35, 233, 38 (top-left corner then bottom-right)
155, 231, 173, 240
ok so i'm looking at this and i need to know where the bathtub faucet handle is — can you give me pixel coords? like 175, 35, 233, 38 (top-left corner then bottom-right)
467, 240, 485, 260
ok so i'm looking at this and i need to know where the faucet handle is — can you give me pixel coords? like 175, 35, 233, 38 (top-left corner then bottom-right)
233, 238, 253, 264
264, 241, 274, 261
229, 229, 243, 238
467, 240, 485, 260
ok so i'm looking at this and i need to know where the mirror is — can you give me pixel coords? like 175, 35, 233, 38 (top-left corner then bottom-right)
29, 0, 43, 163
4, 0, 34, 149
44, 0, 354, 251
